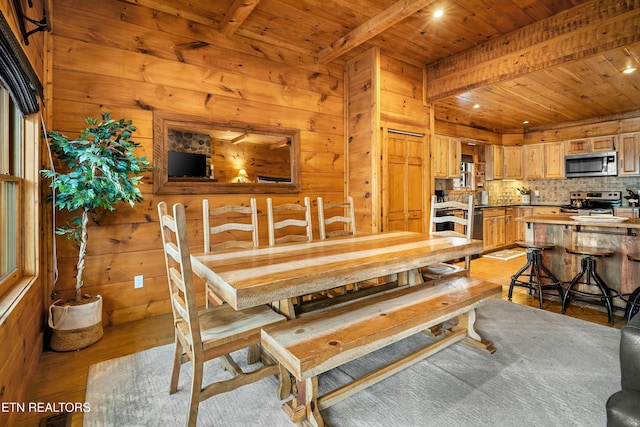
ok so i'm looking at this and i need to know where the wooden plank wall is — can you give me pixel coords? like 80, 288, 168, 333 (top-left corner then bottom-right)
0, 0, 46, 424
346, 48, 380, 234
346, 47, 431, 234
49, 0, 345, 325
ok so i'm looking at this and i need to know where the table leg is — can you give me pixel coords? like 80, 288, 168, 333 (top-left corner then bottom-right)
397, 271, 408, 286
408, 268, 422, 285
296, 377, 324, 427
275, 298, 296, 319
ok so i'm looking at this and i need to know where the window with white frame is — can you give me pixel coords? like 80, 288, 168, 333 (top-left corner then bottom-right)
0, 82, 23, 295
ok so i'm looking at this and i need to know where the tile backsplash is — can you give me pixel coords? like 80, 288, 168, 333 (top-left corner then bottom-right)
484, 176, 640, 206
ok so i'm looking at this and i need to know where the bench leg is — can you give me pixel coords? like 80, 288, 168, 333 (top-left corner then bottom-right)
457, 309, 496, 354
275, 298, 296, 319
296, 377, 324, 427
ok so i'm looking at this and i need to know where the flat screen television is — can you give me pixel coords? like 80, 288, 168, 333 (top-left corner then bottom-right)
167, 151, 207, 178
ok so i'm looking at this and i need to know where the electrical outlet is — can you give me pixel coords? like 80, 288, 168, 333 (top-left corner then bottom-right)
134, 275, 144, 289
533, 190, 540, 197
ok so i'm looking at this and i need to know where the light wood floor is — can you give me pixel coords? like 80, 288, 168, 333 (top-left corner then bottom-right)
18, 253, 627, 427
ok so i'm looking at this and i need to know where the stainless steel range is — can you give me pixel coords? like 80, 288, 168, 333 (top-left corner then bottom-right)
559, 191, 621, 215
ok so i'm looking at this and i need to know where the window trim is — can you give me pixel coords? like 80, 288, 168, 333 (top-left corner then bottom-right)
0, 104, 38, 303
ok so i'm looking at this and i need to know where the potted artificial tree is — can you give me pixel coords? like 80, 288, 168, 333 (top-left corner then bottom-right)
42, 113, 151, 351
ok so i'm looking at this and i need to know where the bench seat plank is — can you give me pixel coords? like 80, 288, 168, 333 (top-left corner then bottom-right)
261, 277, 501, 381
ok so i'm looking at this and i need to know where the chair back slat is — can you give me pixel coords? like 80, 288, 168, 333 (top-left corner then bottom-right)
267, 197, 313, 246
203, 198, 259, 252
318, 196, 356, 240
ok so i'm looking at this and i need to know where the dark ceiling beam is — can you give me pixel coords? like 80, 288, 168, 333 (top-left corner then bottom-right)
426, 0, 640, 102
220, 0, 261, 36
318, 0, 436, 64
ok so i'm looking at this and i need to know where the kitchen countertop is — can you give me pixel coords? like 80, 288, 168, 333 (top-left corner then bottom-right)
518, 214, 640, 229
474, 203, 561, 208
435, 203, 564, 212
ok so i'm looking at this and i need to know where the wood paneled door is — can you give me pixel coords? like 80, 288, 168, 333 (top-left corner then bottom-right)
381, 129, 427, 233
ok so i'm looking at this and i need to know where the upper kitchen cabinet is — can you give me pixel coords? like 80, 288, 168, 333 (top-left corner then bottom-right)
485, 145, 503, 180
523, 142, 564, 179
523, 145, 544, 179
433, 135, 461, 179
618, 133, 640, 176
565, 136, 615, 154
503, 146, 523, 179
544, 142, 565, 178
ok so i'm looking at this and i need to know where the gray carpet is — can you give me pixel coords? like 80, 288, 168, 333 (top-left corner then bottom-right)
85, 300, 621, 426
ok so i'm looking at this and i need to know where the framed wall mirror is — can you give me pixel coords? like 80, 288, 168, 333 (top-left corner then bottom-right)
153, 111, 301, 195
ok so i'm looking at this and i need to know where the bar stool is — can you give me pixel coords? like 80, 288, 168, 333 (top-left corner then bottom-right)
622, 254, 640, 320
562, 246, 617, 324
508, 241, 563, 308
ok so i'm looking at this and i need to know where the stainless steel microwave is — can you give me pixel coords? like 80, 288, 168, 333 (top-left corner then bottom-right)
564, 151, 617, 178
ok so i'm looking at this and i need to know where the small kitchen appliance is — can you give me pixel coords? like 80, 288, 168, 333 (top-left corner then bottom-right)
480, 191, 489, 206
559, 191, 621, 215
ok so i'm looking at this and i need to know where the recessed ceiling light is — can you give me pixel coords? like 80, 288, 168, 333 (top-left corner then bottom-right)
473, 104, 480, 109
433, 9, 444, 18
623, 66, 637, 74
523, 120, 530, 125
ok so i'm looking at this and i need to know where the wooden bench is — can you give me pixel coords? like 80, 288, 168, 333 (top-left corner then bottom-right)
261, 276, 502, 426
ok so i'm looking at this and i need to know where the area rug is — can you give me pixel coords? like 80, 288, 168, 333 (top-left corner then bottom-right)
84, 300, 621, 427
483, 249, 526, 261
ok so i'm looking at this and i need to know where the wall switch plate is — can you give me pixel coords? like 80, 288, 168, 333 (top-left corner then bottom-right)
134, 275, 144, 289
533, 190, 540, 196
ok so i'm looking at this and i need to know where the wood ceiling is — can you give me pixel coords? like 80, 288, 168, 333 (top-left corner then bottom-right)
129, 0, 640, 134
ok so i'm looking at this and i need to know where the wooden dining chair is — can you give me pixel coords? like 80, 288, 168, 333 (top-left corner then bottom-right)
266, 197, 312, 246
317, 196, 356, 240
202, 198, 259, 252
202, 198, 259, 306
157, 202, 288, 427
422, 195, 474, 280
316, 196, 359, 297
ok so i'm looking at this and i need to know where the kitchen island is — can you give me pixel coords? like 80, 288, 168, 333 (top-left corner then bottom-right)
518, 215, 640, 309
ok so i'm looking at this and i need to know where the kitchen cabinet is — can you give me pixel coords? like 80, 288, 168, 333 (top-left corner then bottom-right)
433, 135, 461, 178
614, 208, 640, 218
454, 209, 466, 235
533, 206, 560, 215
485, 145, 503, 180
475, 146, 486, 188
565, 136, 615, 154
524, 142, 564, 179
544, 142, 565, 178
483, 208, 506, 251
503, 146, 523, 179
481, 206, 532, 251
505, 207, 516, 246
523, 145, 544, 179
618, 133, 640, 176
515, 206, 533, 242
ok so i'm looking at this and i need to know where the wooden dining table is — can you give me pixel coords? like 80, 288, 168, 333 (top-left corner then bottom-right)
190, 231, 483, 317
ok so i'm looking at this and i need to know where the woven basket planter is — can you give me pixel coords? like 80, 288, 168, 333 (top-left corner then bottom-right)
49, 295, 103, 351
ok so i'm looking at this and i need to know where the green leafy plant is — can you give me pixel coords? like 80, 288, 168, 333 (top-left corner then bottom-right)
42, 113, 152, 302
517, 187, 531, 195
